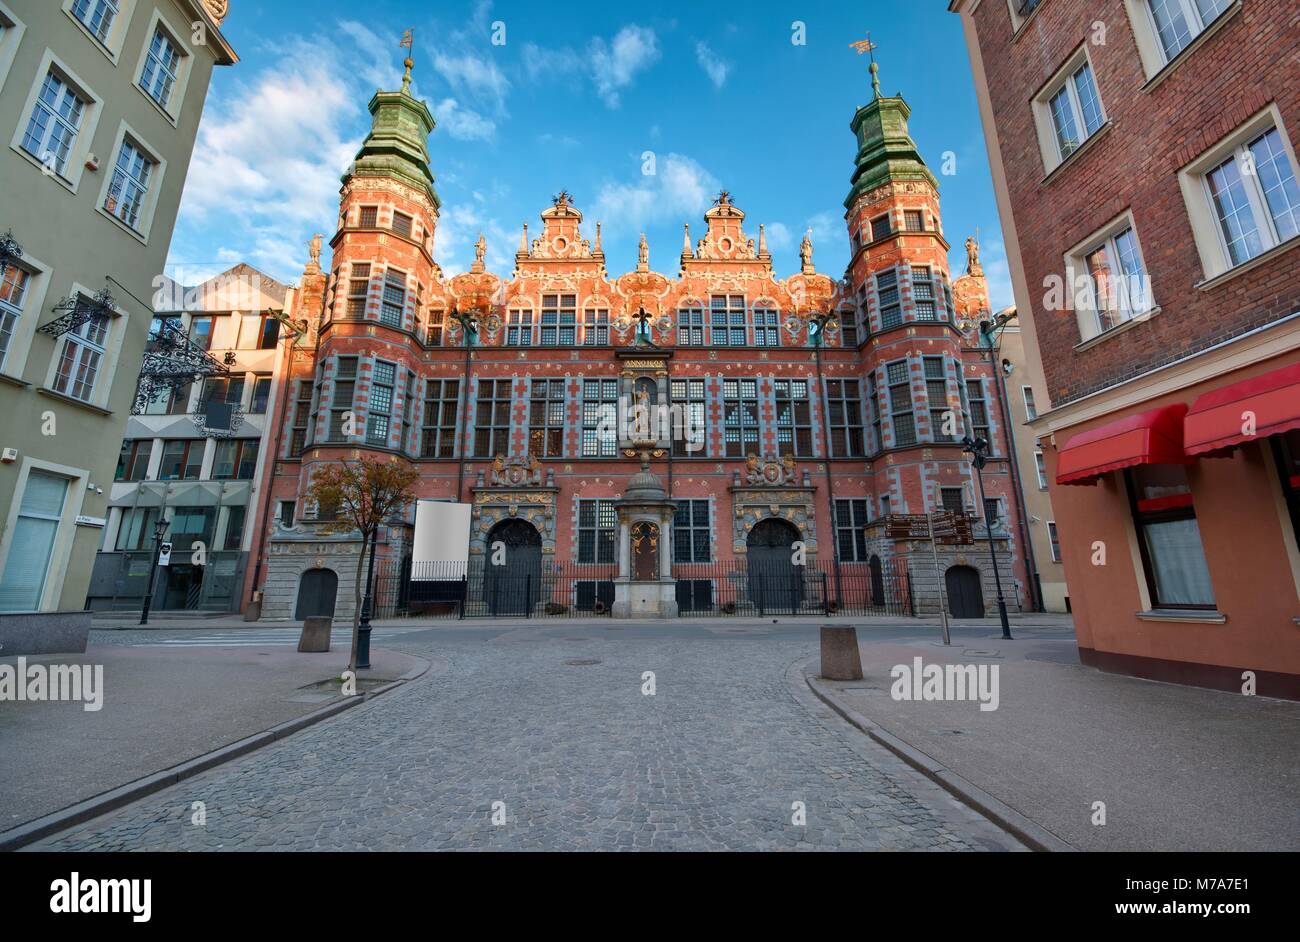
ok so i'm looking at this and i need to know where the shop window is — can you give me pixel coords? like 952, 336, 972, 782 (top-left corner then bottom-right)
1126, 464, 1216, 609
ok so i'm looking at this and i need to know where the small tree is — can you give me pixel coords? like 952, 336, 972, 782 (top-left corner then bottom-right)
305, 456, 419, 670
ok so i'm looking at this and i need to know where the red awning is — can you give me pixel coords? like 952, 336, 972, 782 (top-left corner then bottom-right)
1184, 361, 1300, 457
1056, 404, 1192, 486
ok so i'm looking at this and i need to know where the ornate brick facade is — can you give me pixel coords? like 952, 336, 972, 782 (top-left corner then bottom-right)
247, 63, 1031, 619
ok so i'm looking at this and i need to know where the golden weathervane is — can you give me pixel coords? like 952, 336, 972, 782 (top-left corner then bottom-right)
849, 31, 884, 99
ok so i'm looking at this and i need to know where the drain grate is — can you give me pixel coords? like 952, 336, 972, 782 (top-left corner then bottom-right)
563, 658, 602, 666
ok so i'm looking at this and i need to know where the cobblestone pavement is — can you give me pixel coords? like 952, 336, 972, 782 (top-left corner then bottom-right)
33, 630, 1024, 851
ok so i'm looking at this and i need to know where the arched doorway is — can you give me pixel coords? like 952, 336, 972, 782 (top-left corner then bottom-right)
747, 518, 803, 613
295, 569, 338, 620
869, 555, 885, 608
484, 519, 542, 616
945, 565, 984, 618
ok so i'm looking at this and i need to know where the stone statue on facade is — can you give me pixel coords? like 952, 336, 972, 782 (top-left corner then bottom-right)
965, 235, 983, 277
308, 233, 323, 270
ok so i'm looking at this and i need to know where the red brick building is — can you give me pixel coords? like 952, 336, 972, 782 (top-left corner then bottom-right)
244, 60, 1031, 623
951, 0, 1300, 696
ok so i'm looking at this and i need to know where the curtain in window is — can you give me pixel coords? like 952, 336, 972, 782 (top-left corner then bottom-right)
0, 472, 69, 611
1143, 517, 1215, 607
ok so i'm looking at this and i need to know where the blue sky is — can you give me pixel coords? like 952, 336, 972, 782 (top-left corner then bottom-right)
168, 0, 1012, 308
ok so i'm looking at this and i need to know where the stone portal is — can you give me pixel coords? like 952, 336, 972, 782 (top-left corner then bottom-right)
611, 452, 677, 618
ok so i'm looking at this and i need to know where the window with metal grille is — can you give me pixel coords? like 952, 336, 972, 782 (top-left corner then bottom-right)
825, 379, 865, 457
139, 25, 181, 109
529, 378, 566, 457
870, 215, 892, 242
581, 378, 618, 457
774, 379, 812, 457
678, 305, 705, 345
541, 294, 576, 345
328, 357, 357, 441
876, 269, 901, 329
366, 361, 395, 446
911, 266, 937, 321
421, 379, 460, 458
722, 378, 759, 457
583, 309, 609, 345
358, 206, 378, 228
473, 379, 512, 457
506, 308, 533, 345
710, 295, 746, 345
347, 263, 370, 318
577, 499, 616, 564
834, 499, 870, 561
966, 379, 990, 448
887, 360, 916, 447
670, 378, 707, 457
753, 306, 780, 346
924, 357, 954, 442
391, 211, 413, 239
380, 271, 406, 327
940, 487, 965, 515
904, 210, 925, 232
673, 499, 712, 562
290, 381, 314, 456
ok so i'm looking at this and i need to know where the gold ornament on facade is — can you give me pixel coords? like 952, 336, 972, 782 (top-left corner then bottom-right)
203, 0, 229, 24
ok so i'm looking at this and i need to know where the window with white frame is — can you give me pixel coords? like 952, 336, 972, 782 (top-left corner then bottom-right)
0, 264, 29, 372
52, 311, 109, 402
1022, 385, 1038, 420
1046, 58, 1105, 163
583, 308, 609, 345
103, 139, 154, 230
1145, 0, 1234, 64
541, 294, 576, 345
1077, 224, 1152, 334
1048, 521, 1062, 562
1035, 452, 1049, 489
1205, 127, 1299, 267
911, 266, 938, 321
21, 69, 86, 177
753, 304, 780, 346
71, 0, 119, 46
139, 24, 181, 109
346, 263, 369, 317
710, 295, 746, 345
0, 470, 70, 613
367, 360, 396, 445
581, 379, 618, 458
876, 269, 901, 329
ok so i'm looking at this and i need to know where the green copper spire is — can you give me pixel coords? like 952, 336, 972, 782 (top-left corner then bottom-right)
844, 63, 937, 210
344, 58, 441, 210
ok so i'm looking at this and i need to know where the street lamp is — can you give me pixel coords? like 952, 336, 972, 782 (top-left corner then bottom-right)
355, 514, 405, 670
139, 517, 170, 626
961, 434, 1013, 640
808, 308, 842, 607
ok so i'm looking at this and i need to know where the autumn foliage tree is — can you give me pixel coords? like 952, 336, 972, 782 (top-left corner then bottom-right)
305, 456, 419, 670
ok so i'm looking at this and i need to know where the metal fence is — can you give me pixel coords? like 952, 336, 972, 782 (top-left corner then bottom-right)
374, 559, 619, 620
373, 556, 911, 619
671, 558, 912, 617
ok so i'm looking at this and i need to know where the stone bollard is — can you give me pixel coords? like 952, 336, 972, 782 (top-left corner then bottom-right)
820, 624, 863, 681
298, 616, 332, 653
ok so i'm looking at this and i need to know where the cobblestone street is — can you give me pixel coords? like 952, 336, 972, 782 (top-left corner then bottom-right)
30, 628, 1023, 851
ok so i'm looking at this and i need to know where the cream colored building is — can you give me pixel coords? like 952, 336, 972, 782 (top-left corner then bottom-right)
89, 264, 295, 613
0, 1, 235, 625
995, 308, 1069, 612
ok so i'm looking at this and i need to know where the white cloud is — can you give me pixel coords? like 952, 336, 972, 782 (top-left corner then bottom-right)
694, 41, 730, 89
591, 26, 659, 108
764, 222, 794, 252
435, 97, 496, 141
432, 51, 510, 108
592, 153, 718, 234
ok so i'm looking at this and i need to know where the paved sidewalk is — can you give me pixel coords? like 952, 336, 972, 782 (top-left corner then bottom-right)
0, 642, 428, 830
808, 635, 1300, 851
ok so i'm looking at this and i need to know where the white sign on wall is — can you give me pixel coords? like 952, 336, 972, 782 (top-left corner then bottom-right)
157, 542, 173, 567
412, 501, 471, 574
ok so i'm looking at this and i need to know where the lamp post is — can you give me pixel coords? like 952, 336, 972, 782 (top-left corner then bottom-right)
355, 514, 405, 670
808, 308, 843, 607
962, 434, 1013, 640
139, 517, 170, 626
450, 306, 480, 503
